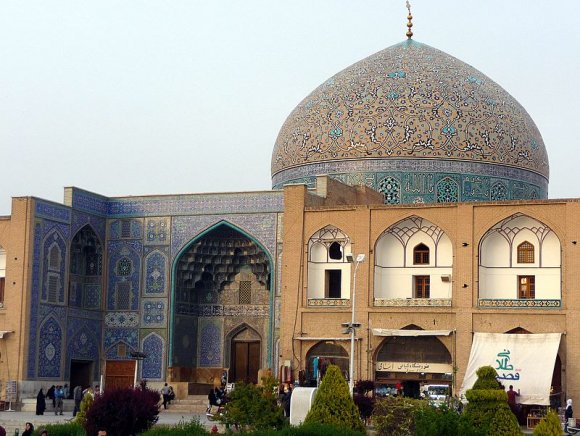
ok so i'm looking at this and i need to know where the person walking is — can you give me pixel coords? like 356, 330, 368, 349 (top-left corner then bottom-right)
46, 385, 55, 409
36, 388, 46, 415
565, 399, 574, 433
73, 385, 83, 417
54, 385, 64, 415
161, 383, 171, 409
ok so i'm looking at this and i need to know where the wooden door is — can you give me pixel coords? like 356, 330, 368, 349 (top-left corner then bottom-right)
232, 341, 260, 384
105, 360, 135, 390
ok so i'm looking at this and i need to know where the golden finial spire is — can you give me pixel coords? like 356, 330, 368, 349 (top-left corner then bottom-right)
406, 1, 413, 39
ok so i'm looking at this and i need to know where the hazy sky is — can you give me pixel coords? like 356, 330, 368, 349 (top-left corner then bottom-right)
1, 1, 579, 215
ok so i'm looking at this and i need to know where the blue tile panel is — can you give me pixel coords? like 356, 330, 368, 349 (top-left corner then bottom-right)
104, 328, 139, 359
107, 240, 142, 311
273, 160, 547, 204
198, 319, 222, 367
68, 187, 284, 218
141, 333, 164, 380
143, 249, 168, 296
37, 316, 63, 378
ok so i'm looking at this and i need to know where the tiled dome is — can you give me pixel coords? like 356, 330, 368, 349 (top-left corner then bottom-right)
271, 39, 549, 204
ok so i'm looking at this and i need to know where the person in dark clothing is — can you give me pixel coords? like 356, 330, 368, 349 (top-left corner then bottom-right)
279, 383, 292, 417
46, 385, 56, 409
22, 422, 34, 436
36, 389, 46, 415
506, 385, 520, 412
207, 386, 225, 413
565, 399, 574, 432
73, 385, 83, 417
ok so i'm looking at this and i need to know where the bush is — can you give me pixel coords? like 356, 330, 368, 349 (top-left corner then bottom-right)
533, 410, 563, 436
247, 422, 365, 435
463, 365, 522, 436
372, 395, 426, 436
140, 418, 208, 435
84, 386, 160, 436
219, 375, 285, 431
304, 364, 365, 432
33, 422, 85, 436
74, 390, 94, 428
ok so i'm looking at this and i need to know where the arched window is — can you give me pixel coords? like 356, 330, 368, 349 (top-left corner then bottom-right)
48, 245, 61, 271
413, 243, 430, 265
328, 242, 342, 260
517, 241, 534, 264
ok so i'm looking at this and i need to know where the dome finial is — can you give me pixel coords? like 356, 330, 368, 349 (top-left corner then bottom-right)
406, 1, 413, 39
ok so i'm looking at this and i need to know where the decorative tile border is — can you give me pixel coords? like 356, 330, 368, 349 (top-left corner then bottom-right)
175, 303, 270, 317
307, 298, 351, 307
374, 298, 452, 307
478, 299, 561, 308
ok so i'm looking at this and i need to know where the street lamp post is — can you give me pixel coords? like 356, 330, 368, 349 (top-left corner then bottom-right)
344, 253, 365, 395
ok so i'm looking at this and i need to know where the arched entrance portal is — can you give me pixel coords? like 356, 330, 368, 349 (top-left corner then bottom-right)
172, 223, 271, 385
374, 329, 452, 399
305, 341, 348, 387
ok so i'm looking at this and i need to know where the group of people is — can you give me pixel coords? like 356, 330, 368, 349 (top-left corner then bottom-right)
0, 423, 48, 436
35, 384, 99, 416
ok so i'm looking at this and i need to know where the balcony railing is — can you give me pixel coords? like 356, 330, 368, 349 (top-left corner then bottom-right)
374, 298, 452, 307
307, 298, 350, 307
478, 298, 561, 308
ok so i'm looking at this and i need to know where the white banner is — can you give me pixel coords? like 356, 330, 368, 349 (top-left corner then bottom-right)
459, 333, 561, 405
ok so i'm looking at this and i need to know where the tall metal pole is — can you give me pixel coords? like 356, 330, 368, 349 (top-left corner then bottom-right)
349, 260, 359, 395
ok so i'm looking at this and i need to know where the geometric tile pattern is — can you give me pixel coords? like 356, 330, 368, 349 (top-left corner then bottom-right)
374, 298, 452, 307
141, 299, 166, 328
145, 218, 169, 245
272, 39, 548, 204
38, 316, 63, 378
104, 328, 139, 359
144, 250, 167, 295
109, 219, 143, 240
478, 298, 561, 308
198, 318, 222, 367
105, 312, 140, 328
41, 230, 67, 304
107, 241, 141, 310
141, 333, 164, 380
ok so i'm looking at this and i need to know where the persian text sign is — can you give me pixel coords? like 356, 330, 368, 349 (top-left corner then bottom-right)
459, 333, 561, 405
376, 361, 453, 373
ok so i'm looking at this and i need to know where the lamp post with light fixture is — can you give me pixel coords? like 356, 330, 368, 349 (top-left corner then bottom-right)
344, 253, 365, 395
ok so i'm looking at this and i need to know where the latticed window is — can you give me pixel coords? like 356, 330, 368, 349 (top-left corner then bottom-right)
121, 220, 131, 238
116, 281, 131, 310
48, 245, 61, 271
517, 241, 534, 264
47, 274, 59, 303
117, 257, 132, 276
239, 281, 252, 304
414, 276, 430, 298
118, 342, 127, 357
413, 243, 430, 265
518, 275, 535, 299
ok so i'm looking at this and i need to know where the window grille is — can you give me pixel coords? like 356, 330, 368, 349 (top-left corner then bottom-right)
239, 281, 252, 304
49, 245, 61, 271
47, 274, 59, 303
116, 281, 131, 310
517, 241, 535, 264
121, 220, 131, 238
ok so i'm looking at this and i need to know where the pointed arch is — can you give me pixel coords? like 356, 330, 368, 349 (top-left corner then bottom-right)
170, 220, 275, 369
141, 333, 165, 380
42, 229, 67, 304
38, 315, 63, 378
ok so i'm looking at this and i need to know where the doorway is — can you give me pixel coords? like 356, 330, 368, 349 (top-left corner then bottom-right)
231, 341, 260, 384
105, 360, 136, 390
70, 360, 93, 393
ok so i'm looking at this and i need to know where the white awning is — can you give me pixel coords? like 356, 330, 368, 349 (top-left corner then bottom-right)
0, 331, 14, 339
459, 333, 562, 406
372, 329, 454, 337
294, 337, 361, 341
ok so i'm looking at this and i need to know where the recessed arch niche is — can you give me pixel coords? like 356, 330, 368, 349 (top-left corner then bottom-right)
171, 222, 272, 384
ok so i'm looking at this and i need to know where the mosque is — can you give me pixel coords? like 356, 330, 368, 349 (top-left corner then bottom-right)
0, 7, 576, 409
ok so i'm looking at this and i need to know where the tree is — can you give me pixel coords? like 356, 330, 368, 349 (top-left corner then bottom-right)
533, 410, 563, 436
219, 375, 285, 431
463, 365, 522, 436
304, 364, 365, 432
84, 386, 160, 436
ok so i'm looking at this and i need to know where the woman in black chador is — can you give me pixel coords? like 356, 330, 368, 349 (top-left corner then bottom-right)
35, 388, 46, 415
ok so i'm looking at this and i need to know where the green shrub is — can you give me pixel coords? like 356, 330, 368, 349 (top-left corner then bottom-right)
415, 403, 460, 436
372, 395, 426, 436
533, 410, 563, 436
247, 422, 365, 435
219, 375, 285, 431
304, 364, 365, 433
33, 422, 85, 436
463, 365, 522, 436
140, 418, 208, 435
74, 391, 94, 427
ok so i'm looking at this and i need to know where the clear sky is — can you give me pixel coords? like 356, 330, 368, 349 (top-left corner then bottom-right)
1, 0, 579, 215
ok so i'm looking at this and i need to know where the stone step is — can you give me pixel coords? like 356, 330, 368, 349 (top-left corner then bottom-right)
20, 398, 76, 413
